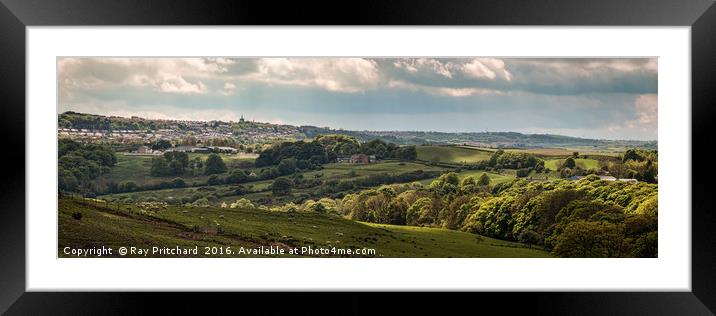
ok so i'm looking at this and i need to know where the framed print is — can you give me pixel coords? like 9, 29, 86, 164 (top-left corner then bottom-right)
2, 0, 716, 314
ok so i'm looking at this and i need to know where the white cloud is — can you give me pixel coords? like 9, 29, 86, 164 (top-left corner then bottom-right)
602, 93, 657, 138
461, 58, 512, 81
58, 57, 231, 95
156, 76, 208, 94
511, 58, 657, 77
393, 58, 454, 78
387, 80, 503, 97
392, 58, 513, 82
242, 58, 380, 93
65, 100, 243, 122
220, 82, 237, 95
633, 94, 658, 127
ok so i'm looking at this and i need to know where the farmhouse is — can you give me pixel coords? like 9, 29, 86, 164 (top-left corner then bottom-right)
136, 145, 152, 154
166, 146, 211, 153
350, 154, 370, 164
569, 175, 638, 183
336, 155, 352, 163
210, 146, 238, 154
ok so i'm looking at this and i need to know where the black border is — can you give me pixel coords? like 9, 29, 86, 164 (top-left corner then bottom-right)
1, 0, 715, 314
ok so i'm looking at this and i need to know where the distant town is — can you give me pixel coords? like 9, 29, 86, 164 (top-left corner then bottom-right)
57, 111, 657, 151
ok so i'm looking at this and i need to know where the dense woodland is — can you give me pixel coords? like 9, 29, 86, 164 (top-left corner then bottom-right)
58, 139, 117, 195
336, 175, 657, 257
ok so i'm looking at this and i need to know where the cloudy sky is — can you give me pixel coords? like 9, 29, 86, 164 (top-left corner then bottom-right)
58, 57, 657, 140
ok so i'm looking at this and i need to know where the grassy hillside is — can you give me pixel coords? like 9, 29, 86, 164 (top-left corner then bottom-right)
100, 161, 448, 205
59, 197, 550, 258
544, 158, 600, 171
416, 146, 493, 164
96, 153, 256, 187
418, 170, 515, 186
456, 145, 623, 158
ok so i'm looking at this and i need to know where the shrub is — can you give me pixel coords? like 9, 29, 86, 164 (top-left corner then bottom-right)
271, 178, 293, 196
204, 154, 227, 175
518, 230, 541, 248
516, 168, 531, 178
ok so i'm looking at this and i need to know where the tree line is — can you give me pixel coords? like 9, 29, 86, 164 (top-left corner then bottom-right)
255, 135, 418, 169
263, 173, 657, 258
58, 139, 117, 195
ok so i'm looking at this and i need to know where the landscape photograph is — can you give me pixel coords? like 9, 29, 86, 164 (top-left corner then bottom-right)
57, 57, 658, 258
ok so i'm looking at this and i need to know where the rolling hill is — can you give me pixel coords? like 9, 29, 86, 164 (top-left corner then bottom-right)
416, 146, 493, 164
59, 197, 550, 258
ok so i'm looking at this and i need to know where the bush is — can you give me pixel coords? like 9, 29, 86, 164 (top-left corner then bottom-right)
72, 212, 83, 220
225, 169, 248, 184
171, 177, 186, 188
477, 173, 491, 186
515, 168, 531, 178
271, 178, 293, 196
204, 154, 227, 175
206, 175, 221, 185
562, 157, 576, 169
518, 230, 541, 248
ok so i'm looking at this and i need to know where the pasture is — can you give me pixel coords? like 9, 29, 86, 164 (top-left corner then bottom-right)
419, 170, 515, 186
100, 160, 449, 205
416, 146, 493, 164
544, 158, 600, 171
96, 152, 256, 187
59, 197, 551, 258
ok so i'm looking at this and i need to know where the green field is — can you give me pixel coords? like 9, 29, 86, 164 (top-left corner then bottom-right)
416, 146, 493, 164
59, 197, 550, 258
100, 161, 449, 204
544, 158, 600, 171
455, 170, 516, 184
457, 145, 623, 158
419, 170, 515, 186
96, 152, 256, 187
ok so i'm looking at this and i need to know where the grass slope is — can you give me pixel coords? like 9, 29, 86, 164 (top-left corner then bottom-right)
544, 158, 600, 171
59, 198, 550, 258
100, 161, 447, 204
97, 153, 255, 187
416, 146, 493, 164
418, 170, 514, 186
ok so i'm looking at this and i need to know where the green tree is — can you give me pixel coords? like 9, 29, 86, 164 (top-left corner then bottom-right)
395, 146, 418, 160
277, 158, 298, 175
152, 139, 172, 150
516, 168, 530, 178
622, 148, 644, 162
461, 176, 477, 187
225, 169, 249, 184
164, 151, 189, 169
553, 220, 624, 257
271, 177, 293, 196
406, 197, 435, 226
150, 157, 170, 176
518, 230, 541, 248
171, 177, 186, 188
563, 157, 576, 169
206, 174, 221, 185
477, 173, 491, 186
204, 154, 227, 175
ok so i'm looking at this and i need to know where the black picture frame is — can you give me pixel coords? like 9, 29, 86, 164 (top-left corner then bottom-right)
1, 0, 715, 314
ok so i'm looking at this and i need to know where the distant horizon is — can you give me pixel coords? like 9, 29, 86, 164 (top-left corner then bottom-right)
59, 110, 657, 143
58, 57, 657, 141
